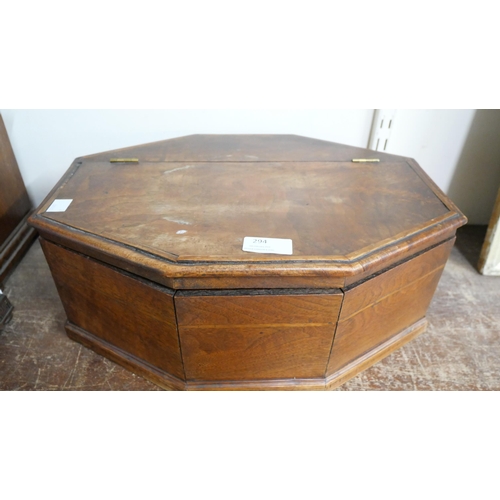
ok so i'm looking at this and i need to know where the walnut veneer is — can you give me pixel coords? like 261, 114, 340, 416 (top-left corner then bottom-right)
29, 135, 467, 390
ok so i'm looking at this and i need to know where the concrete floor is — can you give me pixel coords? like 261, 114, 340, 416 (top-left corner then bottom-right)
1, 225, 499, 390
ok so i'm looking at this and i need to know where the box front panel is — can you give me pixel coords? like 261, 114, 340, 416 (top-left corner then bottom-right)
327, 239, 455, 375
175, 291, 343, 381
40, 239, 185, 380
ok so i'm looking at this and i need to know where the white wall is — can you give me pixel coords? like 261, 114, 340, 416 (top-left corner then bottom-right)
0, 110, 374, 207
382, 109, 500, 224
446, 110, 500, 225
382, 110, 476, 192
3, 109, 499, 225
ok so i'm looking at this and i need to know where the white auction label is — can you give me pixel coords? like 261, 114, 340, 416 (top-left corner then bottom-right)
46, 199, 73, 212
242, 236, 293, 255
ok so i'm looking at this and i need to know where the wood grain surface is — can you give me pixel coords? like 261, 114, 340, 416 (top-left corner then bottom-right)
327, 241, 453, 374
21, 135, 468, 389
65, 322, 185, 390
40, 239, 185, 380
176, 290, 342, 381
85, 134, 410, 163
2, 227, 498, 391
340, 238, 455, 319
39, 160, 450, 261
326, 319, 428, 390
29, 135, 467, 289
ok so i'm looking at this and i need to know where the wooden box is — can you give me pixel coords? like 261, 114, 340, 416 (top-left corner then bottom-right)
28, 135, 467, 390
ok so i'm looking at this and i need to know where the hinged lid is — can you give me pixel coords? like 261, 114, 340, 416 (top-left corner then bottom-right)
30, 135, 467, 289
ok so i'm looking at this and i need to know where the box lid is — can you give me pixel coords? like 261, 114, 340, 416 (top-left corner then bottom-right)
30, 135, 467, 289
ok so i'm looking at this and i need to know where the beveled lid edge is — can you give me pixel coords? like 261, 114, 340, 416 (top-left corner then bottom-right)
27, 148, 468, 289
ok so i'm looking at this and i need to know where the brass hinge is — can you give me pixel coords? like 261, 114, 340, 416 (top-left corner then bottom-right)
110, 158, 139, 163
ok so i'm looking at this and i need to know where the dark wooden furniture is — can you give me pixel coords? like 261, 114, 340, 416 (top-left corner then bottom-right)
0, 114, 37, 287
28, 135, 467, 390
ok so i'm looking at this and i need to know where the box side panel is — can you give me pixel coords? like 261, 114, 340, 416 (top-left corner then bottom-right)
341, 238, 455, 318
40, 239, 185, 380
176, 292, 343, 381
327, 239, 454, 375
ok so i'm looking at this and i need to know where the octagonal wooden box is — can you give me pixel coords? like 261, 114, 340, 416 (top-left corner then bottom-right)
29, 135, 467, 390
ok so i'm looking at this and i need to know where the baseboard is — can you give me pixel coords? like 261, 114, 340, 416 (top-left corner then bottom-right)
0, 211, 37, 285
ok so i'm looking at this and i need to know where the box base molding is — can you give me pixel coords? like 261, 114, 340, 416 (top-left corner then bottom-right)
0, 211, 37, 285
65, 322, 186, 391
65, 317, 428, 391
325, 318, 428, 390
